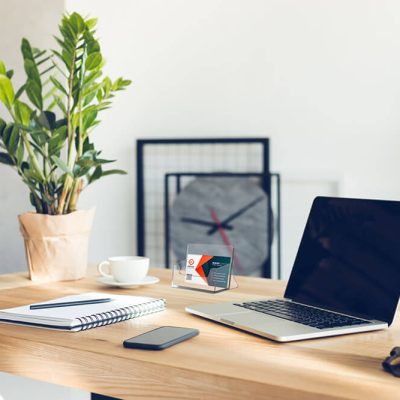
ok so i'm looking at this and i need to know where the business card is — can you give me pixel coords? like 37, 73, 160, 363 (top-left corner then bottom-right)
185, 254, 232, 288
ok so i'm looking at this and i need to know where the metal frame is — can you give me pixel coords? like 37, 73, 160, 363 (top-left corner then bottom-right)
164, 172, 281, 278
136, 138, 271, 273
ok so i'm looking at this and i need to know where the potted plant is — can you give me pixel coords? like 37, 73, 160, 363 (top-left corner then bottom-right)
0, 12, 130, 282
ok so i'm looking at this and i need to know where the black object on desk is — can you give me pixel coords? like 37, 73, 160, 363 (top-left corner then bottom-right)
30, 298, 113, 310
383, 347, 400, 377
123, 326, 199, 350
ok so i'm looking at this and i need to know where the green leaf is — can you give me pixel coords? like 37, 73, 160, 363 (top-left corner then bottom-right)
24, 167, 42, 181
51, 155, 73, 176
14, 100, 32, 126
33, 49, 47, 59
26, 80, 43, 110
48, 125, 67, 156
2, 123, 13, 147
8, 125, 20, 155
83, 70, 102, 87
86, 37, 100, 55
0, 60, 6, 75
96, 158, 115, 164
83, 90, 97, 107
88, 165, 102, 184
82, 137, 94, 153
29, 192, 36, 209
15, 84, 26, 100
40, 64, 55, 76
15, 139, 25, 166
53, 96, 67, 115
61, 50, 73, 68
38, 111, 56, 130
85, 52, 102, 70
102, 76, 112, 97
102, 169, 127, 176
0, 152, 14, 165
60, 15, 78, 40
54, 36, 73, 54
51, 49, 70, 70
70, 12, 85, 34
24, 59, 41, 83
112, 77, 132, 91
21, 38, 34, 61
74, 164, 92, 178
83, 109, 97, 130
86, 18, 98, 30
0, 75, 15, 109
21, 161, 29, 171
29, 139, 46, 154
54, 117, 68, 129
6, 70, 14, 79
50, 75, 68, 95
0, 118, 6, 138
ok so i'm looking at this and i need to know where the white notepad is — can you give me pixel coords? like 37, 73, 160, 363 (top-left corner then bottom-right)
0, 292, 165, 332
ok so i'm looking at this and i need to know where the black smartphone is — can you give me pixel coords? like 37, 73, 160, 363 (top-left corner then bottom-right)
123, 326, 199, 350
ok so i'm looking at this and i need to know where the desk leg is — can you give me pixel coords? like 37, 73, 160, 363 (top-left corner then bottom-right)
91, 394, 120, 400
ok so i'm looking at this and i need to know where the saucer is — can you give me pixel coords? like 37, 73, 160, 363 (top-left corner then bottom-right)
96, 275, 160, 288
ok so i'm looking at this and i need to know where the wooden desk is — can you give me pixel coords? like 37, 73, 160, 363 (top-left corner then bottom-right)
0, 268, 398, 399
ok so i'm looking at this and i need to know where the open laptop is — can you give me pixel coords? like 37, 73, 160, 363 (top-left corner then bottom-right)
186, 197, 400, 342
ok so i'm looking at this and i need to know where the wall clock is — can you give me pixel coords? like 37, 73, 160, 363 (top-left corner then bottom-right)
169, 176, 269, 277
136, 138, 280, 278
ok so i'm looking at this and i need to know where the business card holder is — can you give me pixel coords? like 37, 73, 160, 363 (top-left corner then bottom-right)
171, 244, 238, 293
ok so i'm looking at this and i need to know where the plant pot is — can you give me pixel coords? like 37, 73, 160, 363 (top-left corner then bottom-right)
18, 209, 95, 282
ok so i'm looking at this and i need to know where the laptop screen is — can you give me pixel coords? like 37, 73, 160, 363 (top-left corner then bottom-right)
284, 197, 400, 325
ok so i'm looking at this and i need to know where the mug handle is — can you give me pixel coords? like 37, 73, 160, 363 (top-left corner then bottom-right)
98, 261, 113, 278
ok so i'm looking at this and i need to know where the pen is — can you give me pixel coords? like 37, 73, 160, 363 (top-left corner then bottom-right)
30, 298, 113, 310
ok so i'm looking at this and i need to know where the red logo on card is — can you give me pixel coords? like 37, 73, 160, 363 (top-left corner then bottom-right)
188, 259, 194, 266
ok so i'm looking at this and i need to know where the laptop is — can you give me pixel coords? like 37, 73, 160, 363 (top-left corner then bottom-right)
186, 196, 400, 342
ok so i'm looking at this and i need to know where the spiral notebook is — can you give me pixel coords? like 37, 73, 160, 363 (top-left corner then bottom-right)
0, 292, 165, 332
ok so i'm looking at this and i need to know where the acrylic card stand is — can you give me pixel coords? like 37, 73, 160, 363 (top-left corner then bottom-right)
171, 244, 238, 293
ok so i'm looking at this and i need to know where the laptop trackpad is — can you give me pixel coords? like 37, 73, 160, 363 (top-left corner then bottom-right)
224, 311, 315, 336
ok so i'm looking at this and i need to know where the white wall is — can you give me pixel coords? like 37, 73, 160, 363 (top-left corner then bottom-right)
0, 0, 65, 273
2, 0, 400, 277
66, 0, 400, 278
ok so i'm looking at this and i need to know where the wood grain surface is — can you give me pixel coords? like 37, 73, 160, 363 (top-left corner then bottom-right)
0, 267, 398, 399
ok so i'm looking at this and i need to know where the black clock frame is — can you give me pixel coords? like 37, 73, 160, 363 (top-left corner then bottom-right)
136, 138, 277, 277
164, 172, 281, 278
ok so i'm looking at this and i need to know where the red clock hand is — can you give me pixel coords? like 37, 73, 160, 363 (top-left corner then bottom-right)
209, 208, 243, 274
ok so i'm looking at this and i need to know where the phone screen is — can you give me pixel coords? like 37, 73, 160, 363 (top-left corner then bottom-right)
124, 326, 199, 349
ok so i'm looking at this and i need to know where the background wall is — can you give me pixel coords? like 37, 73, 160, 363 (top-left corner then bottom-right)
2, 0, 400, 277
67, 0, 400, 278
0, 0, 65, 273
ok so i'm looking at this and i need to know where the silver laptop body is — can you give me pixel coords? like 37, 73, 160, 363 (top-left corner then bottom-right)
186, 197, 400, 342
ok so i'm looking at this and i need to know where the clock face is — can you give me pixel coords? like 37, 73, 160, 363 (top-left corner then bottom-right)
170, 177, 269, 276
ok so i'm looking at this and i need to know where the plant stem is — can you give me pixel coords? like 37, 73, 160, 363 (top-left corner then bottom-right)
57, 175, 72, 214
67, 178, 81, 212
57, 43, 77, 214
21, 133, 46, 182
63, 178, 75, 213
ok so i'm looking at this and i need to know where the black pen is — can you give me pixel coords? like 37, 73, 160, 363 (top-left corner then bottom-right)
30, 298, 113, 310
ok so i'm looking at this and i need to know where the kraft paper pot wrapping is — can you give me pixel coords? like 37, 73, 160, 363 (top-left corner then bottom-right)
18, 208, 95, 282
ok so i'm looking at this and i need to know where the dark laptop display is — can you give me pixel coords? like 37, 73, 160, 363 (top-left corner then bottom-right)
285, 197, 400, 325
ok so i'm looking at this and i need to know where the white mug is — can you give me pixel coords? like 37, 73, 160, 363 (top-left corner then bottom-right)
98, 256, 150, 283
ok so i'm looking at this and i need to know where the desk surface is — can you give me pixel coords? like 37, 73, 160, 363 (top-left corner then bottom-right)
0, 268, 398, 400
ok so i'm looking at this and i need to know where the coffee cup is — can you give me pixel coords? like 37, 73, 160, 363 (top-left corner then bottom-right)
98, 256, 150, 283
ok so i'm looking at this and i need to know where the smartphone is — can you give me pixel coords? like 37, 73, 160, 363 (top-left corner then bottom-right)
123, 326, 199, 350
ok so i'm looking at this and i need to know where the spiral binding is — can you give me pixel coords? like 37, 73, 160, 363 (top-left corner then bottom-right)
75, 299, 165, 331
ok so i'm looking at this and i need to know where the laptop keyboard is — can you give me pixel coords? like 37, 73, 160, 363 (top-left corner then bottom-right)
234, 299, 370, 329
